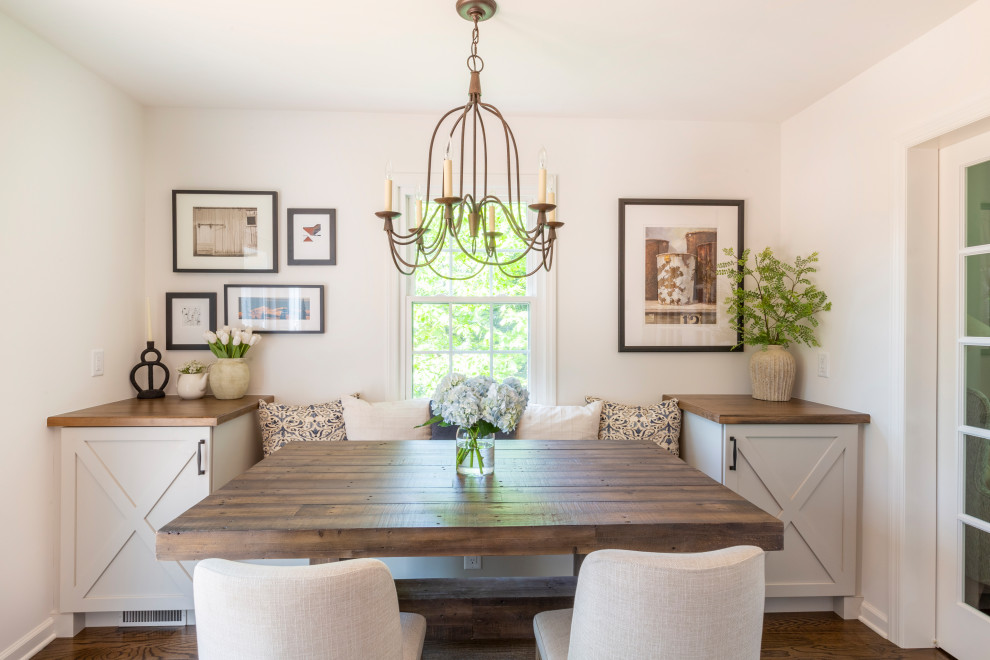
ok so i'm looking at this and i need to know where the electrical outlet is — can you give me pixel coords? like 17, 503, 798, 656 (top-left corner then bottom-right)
817, 352, 830, 378
91, 349, 104, 377
463, 555, 481, 570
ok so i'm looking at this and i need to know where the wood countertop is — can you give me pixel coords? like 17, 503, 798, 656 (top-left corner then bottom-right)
47, 394, 274, 428
663, 394, 869, 425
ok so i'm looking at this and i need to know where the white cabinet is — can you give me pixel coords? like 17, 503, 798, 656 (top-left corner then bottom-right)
667, 395, 868, 607
49, 396, 270, 615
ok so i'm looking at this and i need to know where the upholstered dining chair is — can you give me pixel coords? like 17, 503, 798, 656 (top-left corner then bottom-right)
194, 558, 427, 660
534, 545, 765, 660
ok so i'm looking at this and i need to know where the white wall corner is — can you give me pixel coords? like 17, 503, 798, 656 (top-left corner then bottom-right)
0, 618, 55, 660
859, 600, 889, 640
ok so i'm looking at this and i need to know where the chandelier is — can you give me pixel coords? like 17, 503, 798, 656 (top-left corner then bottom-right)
376, 0, 561, 280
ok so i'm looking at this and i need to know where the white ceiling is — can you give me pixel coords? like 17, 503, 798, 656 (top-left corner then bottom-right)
0, 0, 977, 122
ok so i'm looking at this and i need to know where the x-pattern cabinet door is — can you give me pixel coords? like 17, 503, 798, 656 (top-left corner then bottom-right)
722, 423, 858, 597
60, 427, 210, 612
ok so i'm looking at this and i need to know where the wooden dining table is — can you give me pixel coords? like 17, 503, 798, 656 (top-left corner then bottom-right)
156, 438, 783, 561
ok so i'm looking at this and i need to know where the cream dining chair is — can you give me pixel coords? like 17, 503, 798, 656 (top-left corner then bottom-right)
534, 546, 765, 660
194, 558, 426, 660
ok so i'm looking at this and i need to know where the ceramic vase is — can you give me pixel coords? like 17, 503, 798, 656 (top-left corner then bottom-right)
749, 345, 796, 401
176, 371, 208, 400
209, 358, 250, 400
455, 427, 495, 477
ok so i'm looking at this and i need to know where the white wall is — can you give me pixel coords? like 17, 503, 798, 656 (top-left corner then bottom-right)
146, 109, 780, 405
0, 11, 145, 658
780, 0, 990, 644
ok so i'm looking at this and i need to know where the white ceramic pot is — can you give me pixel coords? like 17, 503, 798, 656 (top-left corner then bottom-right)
209, 358, 250, 400
656, 253, 697, 305
749, 345, 796, 401
176, 371, 208, 400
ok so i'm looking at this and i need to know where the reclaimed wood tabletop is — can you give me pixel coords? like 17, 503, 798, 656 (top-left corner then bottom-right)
156, 438, 783, 561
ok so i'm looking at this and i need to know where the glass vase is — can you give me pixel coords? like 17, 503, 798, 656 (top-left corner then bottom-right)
455, 427, 495, 477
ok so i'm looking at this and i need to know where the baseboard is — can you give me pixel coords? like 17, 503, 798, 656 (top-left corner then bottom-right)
0, 618, 55, 660
763, 596, 834, 613
859, 599, 889, 639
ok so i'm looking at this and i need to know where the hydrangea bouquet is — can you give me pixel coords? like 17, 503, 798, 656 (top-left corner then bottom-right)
426, 373, 529, 474
203, 326, 261, 359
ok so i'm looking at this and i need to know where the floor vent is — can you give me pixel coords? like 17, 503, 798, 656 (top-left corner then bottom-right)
119, 610, 187, 626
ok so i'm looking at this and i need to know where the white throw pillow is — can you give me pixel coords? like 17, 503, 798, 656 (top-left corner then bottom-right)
340, 396, 432, 441
514, 400, 603, 440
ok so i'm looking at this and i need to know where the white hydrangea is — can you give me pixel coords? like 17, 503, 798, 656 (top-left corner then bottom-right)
431, 372, 529, 434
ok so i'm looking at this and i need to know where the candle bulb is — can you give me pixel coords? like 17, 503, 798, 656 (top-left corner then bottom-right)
487, 205, 496, 233
548, 175, 557, 223
416, 199, 423, 229
443, 137, 453, 198
537, 147, 547, 204
384, 160, 393, 212
145, 297, 152, 342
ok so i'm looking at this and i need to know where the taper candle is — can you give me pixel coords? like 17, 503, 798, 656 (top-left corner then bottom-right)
384, 160, 393, 212
537, 147, 547, 204
487, 205, 496, 232
548, 175, 557, 222
145, 297, 152, 342
416, 199, 423, 229
443, 137, 453, 197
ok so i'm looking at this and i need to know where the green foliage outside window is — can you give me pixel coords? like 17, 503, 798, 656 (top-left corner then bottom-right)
409, 202, 534, 398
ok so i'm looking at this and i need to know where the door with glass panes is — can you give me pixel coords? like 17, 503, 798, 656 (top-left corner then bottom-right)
937, 131, 990, 657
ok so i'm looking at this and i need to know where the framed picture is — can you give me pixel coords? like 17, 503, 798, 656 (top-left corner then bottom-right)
165, 292, 217, 350
618, 198, 744, 352
287, 208, 336, 266
173, 190, 278, 272
224, 284, 325, 334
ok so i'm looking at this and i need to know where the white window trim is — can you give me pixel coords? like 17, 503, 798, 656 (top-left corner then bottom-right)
386, 176, 556, 404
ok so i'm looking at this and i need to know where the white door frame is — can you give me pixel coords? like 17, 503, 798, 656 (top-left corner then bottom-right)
891, 99, 990, 648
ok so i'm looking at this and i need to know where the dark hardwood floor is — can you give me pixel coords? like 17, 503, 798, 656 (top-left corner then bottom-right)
32, 612, 956, 659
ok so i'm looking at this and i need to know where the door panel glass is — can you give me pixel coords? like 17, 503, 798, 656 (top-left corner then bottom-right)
967, 160, 990, 247
966, 254, 990, 337
965, 346, 990, 429
966, 435, 990, 524
964, 523, 990, 616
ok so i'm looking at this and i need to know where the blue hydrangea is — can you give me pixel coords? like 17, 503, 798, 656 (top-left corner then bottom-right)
432, 372, 529, 433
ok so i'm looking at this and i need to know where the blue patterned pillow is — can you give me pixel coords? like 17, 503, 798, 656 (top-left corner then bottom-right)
585, 397, 681, 456
259, 398, 352, 456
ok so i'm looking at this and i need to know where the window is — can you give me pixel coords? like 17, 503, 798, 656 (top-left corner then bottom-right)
393, 189, 555, 403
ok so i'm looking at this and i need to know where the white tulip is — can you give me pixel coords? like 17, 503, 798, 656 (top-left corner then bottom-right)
204, 331, 217, 343
249, 334, 261, 346
232, 334, 242, 346
218, 332, 230, 345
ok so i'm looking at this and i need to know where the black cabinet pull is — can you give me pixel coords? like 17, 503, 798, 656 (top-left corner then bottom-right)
729, 436, 738, 471
197, 439, 206, 475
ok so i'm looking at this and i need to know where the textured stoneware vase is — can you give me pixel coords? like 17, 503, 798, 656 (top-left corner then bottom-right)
749, 345, 796, 401
209, 358, 250, 400
176, 372, 208, 400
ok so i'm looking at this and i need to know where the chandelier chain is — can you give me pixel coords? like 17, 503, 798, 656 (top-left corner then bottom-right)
468, 16, 484, 73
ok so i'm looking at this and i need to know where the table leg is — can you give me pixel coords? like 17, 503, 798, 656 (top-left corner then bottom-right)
573, 553, 587, 576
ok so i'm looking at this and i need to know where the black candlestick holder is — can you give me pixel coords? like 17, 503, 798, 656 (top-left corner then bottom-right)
129, 341, 170, 399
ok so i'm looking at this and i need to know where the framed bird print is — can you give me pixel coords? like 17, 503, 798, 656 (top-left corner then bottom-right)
287, 208, 336, 266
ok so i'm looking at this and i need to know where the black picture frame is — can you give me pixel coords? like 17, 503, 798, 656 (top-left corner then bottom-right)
618, 198, 744, 352
165, 292, 217, 350
172, 190, 278, 273
287, 208, 337, 266
224, 284, 325, 334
